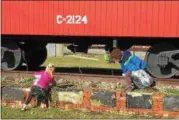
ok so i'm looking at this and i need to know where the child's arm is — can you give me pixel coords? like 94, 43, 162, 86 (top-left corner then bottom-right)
120, 62, 127, 75
49, 77, 56, 88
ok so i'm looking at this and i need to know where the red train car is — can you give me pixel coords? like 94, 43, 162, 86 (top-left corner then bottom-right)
2, 1, 179, 37
2, 0, 179, 78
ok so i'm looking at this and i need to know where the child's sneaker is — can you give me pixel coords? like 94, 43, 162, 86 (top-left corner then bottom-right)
21, 104, 27, 111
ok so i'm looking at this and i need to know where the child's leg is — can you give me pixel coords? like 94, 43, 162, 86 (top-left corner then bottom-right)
36, 88, 48, 109
22, 86, 39, 111
43, 87, 52, 108
45, 98, 49, 108
24, 94, 34, 105
21, 95, 33, 111
125, 72, 132, 87
48, 88, 52, 103
22, 92, 34, 111
47, 88, 52, 106
40, 97, 48, 109
125, 72, 135, 92
36, 98, 41, 107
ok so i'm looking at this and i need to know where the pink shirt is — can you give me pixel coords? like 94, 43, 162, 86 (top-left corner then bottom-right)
33, 71, 55, 89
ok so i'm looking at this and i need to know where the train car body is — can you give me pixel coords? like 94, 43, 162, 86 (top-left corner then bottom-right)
2, 1, 179, 37
1, 0, 179, 78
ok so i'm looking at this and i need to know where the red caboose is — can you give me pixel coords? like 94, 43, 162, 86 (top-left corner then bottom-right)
2, 0, 179, 78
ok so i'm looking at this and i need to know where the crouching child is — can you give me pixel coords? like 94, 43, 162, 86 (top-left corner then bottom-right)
21, 63, 56, 111
110, 49, 154, 92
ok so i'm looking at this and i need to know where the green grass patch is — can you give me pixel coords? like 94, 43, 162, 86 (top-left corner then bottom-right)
42, 55, 120, 69
128, 87, 179, 96
1, 77, 35, 88
131, 88, 160, 94
161, 87, 179, 96
2, 106, 158, 119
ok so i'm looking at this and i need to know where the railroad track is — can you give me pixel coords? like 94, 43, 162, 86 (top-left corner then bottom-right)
1, 70, 179, 87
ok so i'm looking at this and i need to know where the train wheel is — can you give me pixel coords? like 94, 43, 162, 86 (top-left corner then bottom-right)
23, 46, 47, 69
1, 40, 22, 71
145, 43, 178, 78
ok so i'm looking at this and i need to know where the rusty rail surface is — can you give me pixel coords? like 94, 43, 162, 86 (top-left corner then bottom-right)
1, 70, 179, 87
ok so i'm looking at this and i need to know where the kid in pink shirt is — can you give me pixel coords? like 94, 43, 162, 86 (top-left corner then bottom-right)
21, 63, 56, 111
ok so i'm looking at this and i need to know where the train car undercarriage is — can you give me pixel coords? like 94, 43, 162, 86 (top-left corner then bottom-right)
145, 43, 179, 78
1, 36, 179, 78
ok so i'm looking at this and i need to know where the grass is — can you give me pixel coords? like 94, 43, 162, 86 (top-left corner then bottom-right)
164, 89, 179, 96
161, 87, 179, 96
1, 106, 158, 119
130, 88, 160, 94
42, 54, 120, 69
1, 77, 35, 88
